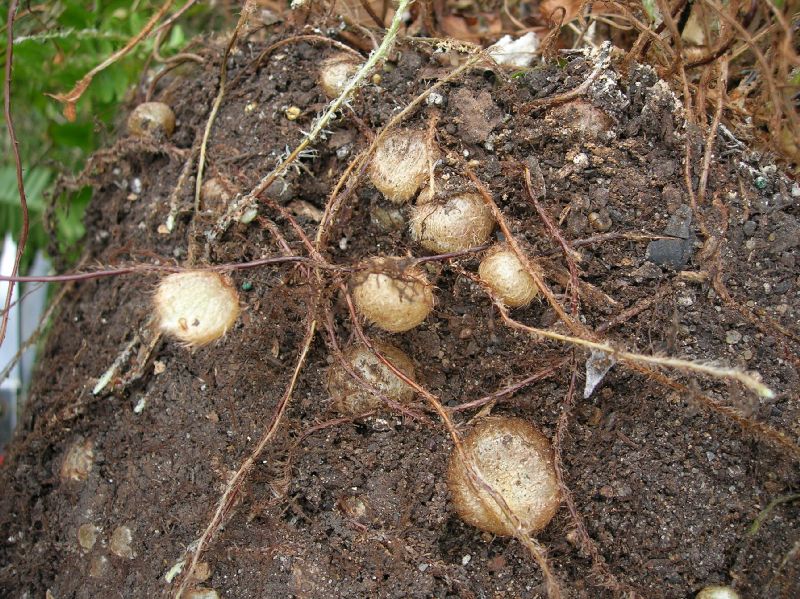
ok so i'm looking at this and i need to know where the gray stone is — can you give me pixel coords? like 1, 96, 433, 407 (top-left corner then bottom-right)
647, 204, 694, 268
769, 214, 800, 254
647, 238, 692, 268
663, 205, 693, 238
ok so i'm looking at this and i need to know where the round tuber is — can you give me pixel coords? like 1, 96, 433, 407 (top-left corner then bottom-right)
127, 101, 176, 138
351, 257, 434, 333
327, 341, 416, 414
200, 178, 232, 214
155, 271, 240, 347
478, 245, 538, 308
319, 53, 362, 99
695, 586, 741, 599
369, 130, 439, 204
409, 191, 495, 254
447, 416, 560, 537
60, 439, 94, 482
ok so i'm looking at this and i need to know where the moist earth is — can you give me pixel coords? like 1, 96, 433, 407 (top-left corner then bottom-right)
1, 25, 798, 599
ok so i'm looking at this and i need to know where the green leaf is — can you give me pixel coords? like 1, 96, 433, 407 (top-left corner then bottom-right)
642, 0, 661, 23
0, 167, 52, 213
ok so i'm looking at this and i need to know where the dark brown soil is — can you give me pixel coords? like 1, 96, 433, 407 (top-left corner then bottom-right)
1, 25, 799, 599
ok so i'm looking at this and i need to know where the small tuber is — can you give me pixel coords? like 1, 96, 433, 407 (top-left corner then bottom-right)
351, 257, 434, 333
60, 439, 94, 482
696, 586, 741, 599
155, 271, 240, 347
327, 341, 416, 414
369, 130, 439, 204
127, 101, 176, 138
319, 53, 362, 99
200, 178, 232, 214
447, 416, 560, 536
478, 245, 538, 307
410, 190, 494, 254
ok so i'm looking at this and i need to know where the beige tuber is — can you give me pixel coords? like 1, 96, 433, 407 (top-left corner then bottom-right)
478, 245, 539, 307
327, 341, 416, 414
319, 53, 362, 99
409, 191, 494, 254
351, 257, 434, 333
695, 586, 741, 599
447, 416, 560, 536
369, 130, 439, 204
155, 271, 240, 347
127, 101, 176, 138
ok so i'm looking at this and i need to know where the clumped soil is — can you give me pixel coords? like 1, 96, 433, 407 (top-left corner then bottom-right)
2, 25, 799, 599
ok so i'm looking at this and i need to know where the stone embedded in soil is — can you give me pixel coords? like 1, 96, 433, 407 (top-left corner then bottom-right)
768, 213, 800, 254
193, 562, 212, 583
725, 330, 742, 345
647, 204, 695, 268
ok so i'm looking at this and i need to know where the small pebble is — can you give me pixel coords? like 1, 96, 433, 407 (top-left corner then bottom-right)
588, 211, 612, 232
572, 153, 589, 168
725, 330, 742, 345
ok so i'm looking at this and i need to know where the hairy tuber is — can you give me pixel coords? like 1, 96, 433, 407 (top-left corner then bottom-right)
351, 257, 434, 333
369, 130, 439, 204
478, 245, 539, 308
410, 190, 494, 254
327, 341, 416, 414
447, 416, 560, 536
319, 53, 362, 99
155, 271, 240, 347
